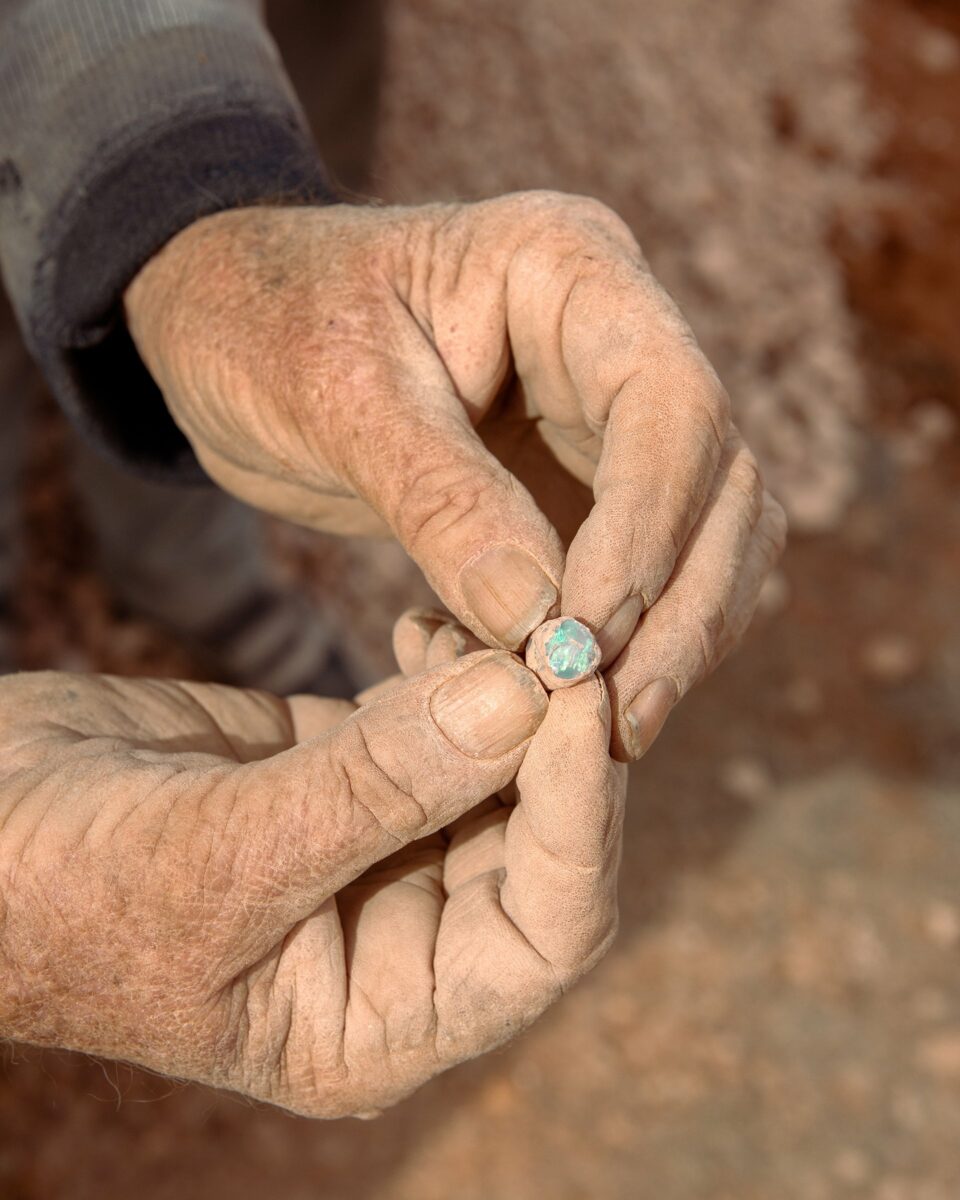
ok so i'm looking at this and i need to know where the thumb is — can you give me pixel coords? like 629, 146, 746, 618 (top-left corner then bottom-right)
341, 375, 564, 649
235, 650, 548, 914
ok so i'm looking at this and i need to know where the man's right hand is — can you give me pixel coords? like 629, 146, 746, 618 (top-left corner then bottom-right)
0, 649, 624, 1117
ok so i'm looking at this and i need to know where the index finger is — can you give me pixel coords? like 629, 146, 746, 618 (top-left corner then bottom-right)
506, 196, 729, 637
561, 274, 729, 634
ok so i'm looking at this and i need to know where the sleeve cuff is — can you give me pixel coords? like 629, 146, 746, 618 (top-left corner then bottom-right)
34, 109, 336, 481
0, 5, 337, 479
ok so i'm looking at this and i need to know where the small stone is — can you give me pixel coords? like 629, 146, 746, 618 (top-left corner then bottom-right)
525, 617, 602, 690
782, 675, 823, 716
859, 634, 922, 685
889, 400, 958, 467
913, 399, 957, 443
923, 901, 960, 947
915, 1030, 960, 1079
718, 755, 774, 802
546, 619, 597, 677
833, 1148, 871, 1186
912, 987, 950, 1022
914, 26, 960, 74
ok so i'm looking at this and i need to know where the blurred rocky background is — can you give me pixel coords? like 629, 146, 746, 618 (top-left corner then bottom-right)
2, 0, 958, 1196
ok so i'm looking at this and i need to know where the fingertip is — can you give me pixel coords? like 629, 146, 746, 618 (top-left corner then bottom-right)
425, 623, 487, 669
458, 544, 560, 649
538, 671, 612, 754
562, 671, 611, 725
619, 676, 678, 762
561, 507, 646, 634
392, 608, 451, 676
595, 594, 645, 666
429, 650, 548, 758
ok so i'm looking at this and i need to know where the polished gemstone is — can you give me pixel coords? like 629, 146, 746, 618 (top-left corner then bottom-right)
544, 618, 598, 680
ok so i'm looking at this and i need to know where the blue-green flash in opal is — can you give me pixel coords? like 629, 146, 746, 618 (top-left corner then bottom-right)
544, 618, 598, 679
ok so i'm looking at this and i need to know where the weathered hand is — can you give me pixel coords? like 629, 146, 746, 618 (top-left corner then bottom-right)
125, 194, 785, 759
0, 649, 623, 1116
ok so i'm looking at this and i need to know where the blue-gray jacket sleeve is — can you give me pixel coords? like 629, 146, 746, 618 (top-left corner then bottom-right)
0, 0, 336, 479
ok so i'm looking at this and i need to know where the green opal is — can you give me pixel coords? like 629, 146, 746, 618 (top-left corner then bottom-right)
544, 618, 598, 679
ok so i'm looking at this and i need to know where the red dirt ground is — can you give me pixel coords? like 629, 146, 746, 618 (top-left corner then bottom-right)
1, 1, 958, 1197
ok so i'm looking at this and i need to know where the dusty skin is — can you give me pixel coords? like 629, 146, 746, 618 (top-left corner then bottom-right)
0, 621, 624, 1118
124, 195, 785, 762
3, 0, 957, 1192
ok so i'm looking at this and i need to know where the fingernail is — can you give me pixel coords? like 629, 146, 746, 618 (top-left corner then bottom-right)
596, 595, 645, 665
430, 654, 548, 758
426, 624, 468, 669
460, 545, 558, 649
392, 609, 448, 675
426, 624, 486, 668
624, 677, 678, 759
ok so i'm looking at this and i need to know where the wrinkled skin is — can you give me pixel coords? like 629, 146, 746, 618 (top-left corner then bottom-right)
125, 192, 786, 761
0, 620, 624, 1117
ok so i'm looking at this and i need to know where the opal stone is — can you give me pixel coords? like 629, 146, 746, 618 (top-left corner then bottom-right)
544, 618, 598, 680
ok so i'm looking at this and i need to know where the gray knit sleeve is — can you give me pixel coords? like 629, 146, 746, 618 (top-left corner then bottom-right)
0, 0, 335, 478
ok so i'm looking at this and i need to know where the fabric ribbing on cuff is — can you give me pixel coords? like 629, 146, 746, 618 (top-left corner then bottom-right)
0, 1, 337, 479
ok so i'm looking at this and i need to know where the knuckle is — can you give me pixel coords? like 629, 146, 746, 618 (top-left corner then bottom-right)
517, 189, 614, 222
712, 381, 733, 434
649, 509, 686, 572
281, 1082, 376, 1121
688, 601, 726, 680
553, 192, 625, 234
393, 459, 497, 552
693, 377, 732, 447
327, 721, 428, 847
759, 493, 789, 559
551, 907, 620, 991
727, 447, 765, 526
572, 910, 620, 981
515, 190, 636, 254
